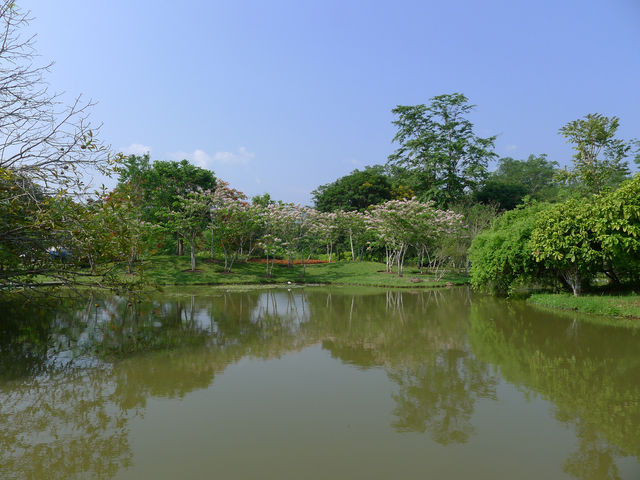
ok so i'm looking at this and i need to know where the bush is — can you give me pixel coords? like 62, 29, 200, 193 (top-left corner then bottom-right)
469, 202, 549, 294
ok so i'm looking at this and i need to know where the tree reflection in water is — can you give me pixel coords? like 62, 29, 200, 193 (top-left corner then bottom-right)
469, 296, 640, 480
306, 288, 497, 445
0, 288, 638, 479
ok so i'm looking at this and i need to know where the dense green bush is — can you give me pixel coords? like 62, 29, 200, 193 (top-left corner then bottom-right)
470, 174, 640, 296
468, 202, 549, 295
530, 198, 602, 296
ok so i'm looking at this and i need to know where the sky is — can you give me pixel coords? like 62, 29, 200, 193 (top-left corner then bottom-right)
22, 0, 640, 205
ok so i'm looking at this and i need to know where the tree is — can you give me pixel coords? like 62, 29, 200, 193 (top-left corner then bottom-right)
593, 174, 640, 285
559, 113, 631, 195
340, 210, 371, 262
0, 3, 122, 291
0, 2, 108, 194
443, 201, 499, 271
474, 181, 528, 211
367, 199, 461, 277
116, 155, 216, 255
210, 183, 263, 272
251, 192, 274, 207
312, 166, 393, 212
492, 154, 558, 197
530, 199, 603, 296
260, 203, 307, 275
475, 154, 560, 209
311, 211, 340, 262
469, 202, 550, 295
163, 191, 212, 272
387, 93, 496, 206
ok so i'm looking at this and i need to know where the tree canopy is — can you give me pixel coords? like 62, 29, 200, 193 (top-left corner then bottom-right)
559, 113, 631, 195
387, 93, 496, 206
312, 166, 393, 212
474, 154, 560, 209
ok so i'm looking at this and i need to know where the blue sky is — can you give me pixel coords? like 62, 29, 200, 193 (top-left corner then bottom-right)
24, 0, 640, 204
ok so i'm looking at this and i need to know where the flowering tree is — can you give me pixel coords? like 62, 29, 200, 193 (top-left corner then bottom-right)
340, 210, 371, 262
312, 211, 340, 262
411, 202, 463, 276
367, 199, 418, 276
299, 208, 322, 277
210, 182, 263, 272
259, 203, 317, 277
367, 199, 462, 277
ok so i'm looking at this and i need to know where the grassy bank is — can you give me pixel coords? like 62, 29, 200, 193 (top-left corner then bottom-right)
528, 293, 640, 322
130, 256, 468, 288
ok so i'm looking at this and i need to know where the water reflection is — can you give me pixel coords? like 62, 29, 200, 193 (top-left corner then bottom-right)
0, 288, 639, 479
469, 296, 640, 479
305, 288, 497, 444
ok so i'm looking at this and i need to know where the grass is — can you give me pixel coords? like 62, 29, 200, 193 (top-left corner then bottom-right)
528, 292, 640, 323
128, 255, 469, 288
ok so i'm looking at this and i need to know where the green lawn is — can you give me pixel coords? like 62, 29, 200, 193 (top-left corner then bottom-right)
130, 256, 468, 288
528, 293, 640, 323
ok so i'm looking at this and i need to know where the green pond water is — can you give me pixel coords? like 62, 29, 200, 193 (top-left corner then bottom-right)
1, 286, 639, 479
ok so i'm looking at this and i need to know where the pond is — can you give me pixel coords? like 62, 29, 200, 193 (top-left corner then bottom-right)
1, 286, 639, 479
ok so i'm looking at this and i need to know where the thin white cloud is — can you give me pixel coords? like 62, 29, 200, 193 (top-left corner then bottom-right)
120, 143, 152, 155
504, 144, 518, 152
169, 146, 255, 168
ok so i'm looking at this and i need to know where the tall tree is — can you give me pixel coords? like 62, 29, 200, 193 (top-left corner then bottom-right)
387, 93, 496, 206
559, 113, 631, 195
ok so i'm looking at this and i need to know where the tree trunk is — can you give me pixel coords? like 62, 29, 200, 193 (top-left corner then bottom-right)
210, 226, 215, 259
178, 238, 184, 256
562, 265, 581, 296
396, 245, 407, 277
190, 240, 196, 271
349, 229, 355, 261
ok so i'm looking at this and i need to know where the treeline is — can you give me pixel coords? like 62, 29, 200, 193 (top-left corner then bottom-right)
110, 156, 469, 279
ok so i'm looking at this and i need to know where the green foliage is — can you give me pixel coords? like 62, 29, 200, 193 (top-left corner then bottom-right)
530, 198, 602, 296
116, 155, 217, 225
559, 113, 631, 194
493, 154, 558, 197
470, 174, 640, 296
593, 174, 640, 283
442, 201, 499, 270
251, 192, 273, 207
475, 154, 561, 209
469, 202, 549, 294
529, 174, 640, 294
162, 191, 213, 271
312, 165, 393, 212
387, 93, 496, 206
474, 180, 528, 210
